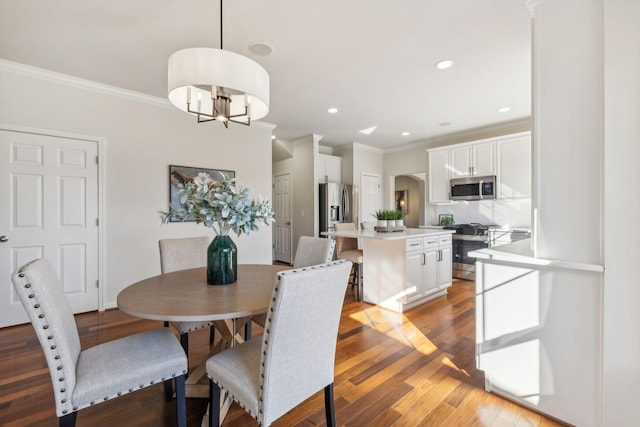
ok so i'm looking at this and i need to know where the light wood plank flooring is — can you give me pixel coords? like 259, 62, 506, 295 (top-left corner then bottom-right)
0, 279, 565, 426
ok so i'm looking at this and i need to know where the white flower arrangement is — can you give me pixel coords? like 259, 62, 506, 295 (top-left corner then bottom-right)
161, 173, 274, 236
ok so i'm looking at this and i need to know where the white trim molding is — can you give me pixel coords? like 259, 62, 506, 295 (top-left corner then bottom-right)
0, 59, 170, 108
0, 59, 277, 131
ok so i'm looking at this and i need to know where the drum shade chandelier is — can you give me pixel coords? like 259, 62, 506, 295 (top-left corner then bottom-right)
167, 0, 270, 127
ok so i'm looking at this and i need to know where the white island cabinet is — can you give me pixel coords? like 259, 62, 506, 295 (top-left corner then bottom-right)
324, 228, 455, 313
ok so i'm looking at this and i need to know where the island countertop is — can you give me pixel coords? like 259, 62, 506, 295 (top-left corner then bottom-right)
322, 227, 455, 241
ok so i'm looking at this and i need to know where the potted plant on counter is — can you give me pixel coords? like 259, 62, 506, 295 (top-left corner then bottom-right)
394, 210, 405, 227
374, 209, 389, 228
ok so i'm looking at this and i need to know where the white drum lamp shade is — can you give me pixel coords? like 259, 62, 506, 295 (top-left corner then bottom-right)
168, 47, 270, 124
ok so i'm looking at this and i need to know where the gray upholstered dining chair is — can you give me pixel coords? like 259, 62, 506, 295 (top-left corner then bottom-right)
11, 258, 188, 427
159, 236, 215, 358
206, 259, 352, 427
334, 222, 363, 301
292, 235, 336, 268
252, 235, 336, 328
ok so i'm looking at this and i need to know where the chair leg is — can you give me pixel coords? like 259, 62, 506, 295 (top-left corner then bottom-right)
180, 333, 189, 359
59, 411, 77, 427
164, 320, 169, 328
209, 325, 216, 344
164, 378, 173, 401
209, 379, 221, 427
175, 374, 186, 427
244, 320, 252, 340
354, 263, 362, 302
324, 383, 336, 427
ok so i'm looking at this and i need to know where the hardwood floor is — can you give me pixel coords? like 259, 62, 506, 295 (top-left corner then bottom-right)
0, 279, 565, 426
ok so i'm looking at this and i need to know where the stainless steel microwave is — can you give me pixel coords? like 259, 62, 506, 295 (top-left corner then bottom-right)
450, 175, 496, 201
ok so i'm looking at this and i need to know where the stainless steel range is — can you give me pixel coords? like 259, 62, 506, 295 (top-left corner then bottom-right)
443, 223, 497, 281
444, 224, 532, 280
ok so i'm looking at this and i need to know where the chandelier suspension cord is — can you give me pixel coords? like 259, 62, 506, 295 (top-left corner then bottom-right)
220, 0, 223, 50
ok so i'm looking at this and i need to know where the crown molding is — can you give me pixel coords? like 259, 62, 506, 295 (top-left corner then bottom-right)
1, 59, 278, 132
384, 117, 532, 154
0, 59, 171, 108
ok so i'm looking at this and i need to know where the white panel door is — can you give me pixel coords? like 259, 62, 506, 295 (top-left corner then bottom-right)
273, 173, 292, 264
0, 130, 99, 327
360, 174, 380, 223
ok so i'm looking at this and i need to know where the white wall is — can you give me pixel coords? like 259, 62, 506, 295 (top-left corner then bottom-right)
276, 135, 317, 255
435, 199, 531, 228
532, 0, 603, 264
0, 64, 274, 309
602, 0, 640, 424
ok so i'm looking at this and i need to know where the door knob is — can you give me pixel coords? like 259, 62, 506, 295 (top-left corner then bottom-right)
0, 235, 8, 242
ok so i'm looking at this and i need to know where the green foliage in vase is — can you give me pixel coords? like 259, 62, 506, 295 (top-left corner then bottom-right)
160, 173, 274, 237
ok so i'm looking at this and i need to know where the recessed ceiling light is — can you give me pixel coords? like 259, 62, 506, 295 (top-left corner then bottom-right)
248, 42, 273, 56
271, 135, 276, 140
327, 107, 338, 114
498, 107, 511, 113
435, 59, 453, 70
359, 126, 377, 135
401, 132, 410, 136
439, 121, 452, 127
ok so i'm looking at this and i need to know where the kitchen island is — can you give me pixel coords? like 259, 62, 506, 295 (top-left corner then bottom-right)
323, 228, 455, 312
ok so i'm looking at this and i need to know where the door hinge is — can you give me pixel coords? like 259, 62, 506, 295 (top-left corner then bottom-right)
96, 218, 99, 226
96, 156, 99, 165
96, 280, 99, 288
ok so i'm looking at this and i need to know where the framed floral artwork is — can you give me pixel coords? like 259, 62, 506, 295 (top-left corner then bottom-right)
168, 165, 235, 222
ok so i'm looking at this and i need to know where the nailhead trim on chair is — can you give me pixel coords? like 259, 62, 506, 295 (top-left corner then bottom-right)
16, 265, 189, 417
207, 260, 350, 427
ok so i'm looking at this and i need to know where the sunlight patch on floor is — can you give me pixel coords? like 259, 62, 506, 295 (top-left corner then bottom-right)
348, 305, 437, 355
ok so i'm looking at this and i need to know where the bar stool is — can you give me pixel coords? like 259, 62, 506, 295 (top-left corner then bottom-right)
334, 222, 363, 301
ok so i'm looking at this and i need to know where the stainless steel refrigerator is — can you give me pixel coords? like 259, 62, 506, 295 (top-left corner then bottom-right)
319, 183, 359, 233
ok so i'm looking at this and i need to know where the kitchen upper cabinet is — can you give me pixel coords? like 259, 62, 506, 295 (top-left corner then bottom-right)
316, 153, 341, 183
428, 148, 451, 203
497, 134, 531, 198
427, 132, 531, 203
451, 141, 496, 178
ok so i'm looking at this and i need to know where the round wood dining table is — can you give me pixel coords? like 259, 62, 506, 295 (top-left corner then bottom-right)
117, 264, 288, 323
117, 264, 289, 404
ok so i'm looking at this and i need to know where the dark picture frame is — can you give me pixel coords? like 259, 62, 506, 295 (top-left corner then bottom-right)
168, 165, 235, 222
395, 190, 408, 214
439, 213, 454, 226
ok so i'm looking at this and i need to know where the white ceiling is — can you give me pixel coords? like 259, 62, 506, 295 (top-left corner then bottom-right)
0, 0, 532, 150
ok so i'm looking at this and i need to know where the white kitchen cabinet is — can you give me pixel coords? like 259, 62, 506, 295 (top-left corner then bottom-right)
327, 229, 454, 313
436, 234, 452, 290
428, 148, 451, 203
451, 141, 496, 178
404, 234, 452, 305
496, 133, 531, 198
316, 153, 341, 183
405, 238, 425, 303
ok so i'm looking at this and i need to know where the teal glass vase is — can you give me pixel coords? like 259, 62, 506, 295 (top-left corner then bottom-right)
207, 235, 237, 285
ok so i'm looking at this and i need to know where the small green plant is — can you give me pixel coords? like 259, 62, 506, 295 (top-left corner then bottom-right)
439, 215, 454, 226
160, 174, 274, 236
374, 209, 391, 220
393, 210, 405, 220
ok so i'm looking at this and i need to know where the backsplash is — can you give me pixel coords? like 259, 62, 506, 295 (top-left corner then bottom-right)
433, 198, 531, 229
